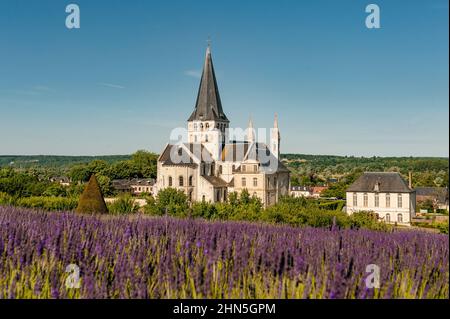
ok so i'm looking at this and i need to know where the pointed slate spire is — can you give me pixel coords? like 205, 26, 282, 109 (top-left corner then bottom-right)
247, 116, 255, 142
188, 45, 229, 122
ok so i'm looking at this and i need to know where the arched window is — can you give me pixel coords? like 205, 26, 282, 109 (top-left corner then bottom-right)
188, 190, 192, 201
363, 193, 368, 207
206, 123, 210, 129
218, 165, 222, 175
179, 176, 184, 187
386, 193, 391, 207
205, 134, 208, 142
188, 175, 193, 186
385, 213, 391, 223
202, 195, 205, 202
397, 213, 403, 223
168, 176, 173, 187
178, 147, 183, 156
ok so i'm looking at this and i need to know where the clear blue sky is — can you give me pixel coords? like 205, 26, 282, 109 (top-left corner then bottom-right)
0, 0, 448, 156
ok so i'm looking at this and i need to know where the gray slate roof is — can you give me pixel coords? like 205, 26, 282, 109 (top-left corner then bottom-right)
158, 143, 214, 166
347, 172, 413, 193
245, 142, 290, 174
221, 142, 250, 162
112, 178, 155, 189
415, 187, 448, 203
187, 47, 229, 122
202, 175, 229, 187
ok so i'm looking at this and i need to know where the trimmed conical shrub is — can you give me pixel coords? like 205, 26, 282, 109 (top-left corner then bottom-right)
76, 175, 108, 214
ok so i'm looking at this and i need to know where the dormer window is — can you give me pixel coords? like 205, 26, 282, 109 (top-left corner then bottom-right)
374, 182, 380, 192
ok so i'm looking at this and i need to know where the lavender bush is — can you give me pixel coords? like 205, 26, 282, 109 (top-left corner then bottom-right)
0, 206, 448, 299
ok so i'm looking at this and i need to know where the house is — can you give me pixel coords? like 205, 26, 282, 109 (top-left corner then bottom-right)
112, 178, 156, 196
130, 178, 155, 195
155, 45, 290, 206
310, 186, 328, 198
112, 179, 131, 193
415, 187, 449, 212
291, 186, 311, 197
346, 172, 416, 226
50, 176, 71, 187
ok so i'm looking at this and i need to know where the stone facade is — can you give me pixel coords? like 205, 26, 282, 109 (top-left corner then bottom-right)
156, 46, 290, 206
346, 172, 416, 226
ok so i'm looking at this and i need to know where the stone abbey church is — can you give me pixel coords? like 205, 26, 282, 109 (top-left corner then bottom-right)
156, 46, 290, 206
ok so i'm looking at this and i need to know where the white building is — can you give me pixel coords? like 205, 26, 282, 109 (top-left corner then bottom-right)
156, 45, 290, 206
346, 172, 416, 226
291, 186, 312, 198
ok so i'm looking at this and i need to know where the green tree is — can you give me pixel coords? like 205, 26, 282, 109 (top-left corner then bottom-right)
108, 193, 140, 215
144, 188, 188, 216
131, 150, 158, 178
43, 183, 67, 197
96, 174, 112, 196
68, 164, 91, 183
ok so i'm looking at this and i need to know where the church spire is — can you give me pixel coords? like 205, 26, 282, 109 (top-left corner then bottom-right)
188, 45, 229, 122
271, 113, 280, 159
247, 116, 255, 142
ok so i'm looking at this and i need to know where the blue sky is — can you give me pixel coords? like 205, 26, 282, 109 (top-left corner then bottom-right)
0, 0, 448, 156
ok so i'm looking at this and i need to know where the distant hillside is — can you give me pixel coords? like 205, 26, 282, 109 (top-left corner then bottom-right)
281, 153, 449, 189
1, 154, 447, 173
282, 154, 449, 173
0, 155, 132, 169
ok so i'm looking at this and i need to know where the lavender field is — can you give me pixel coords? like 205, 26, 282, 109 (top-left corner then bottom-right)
0, 206, 448, 299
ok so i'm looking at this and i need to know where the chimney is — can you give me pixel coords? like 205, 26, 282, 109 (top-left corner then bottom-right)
408, 171, 413, 188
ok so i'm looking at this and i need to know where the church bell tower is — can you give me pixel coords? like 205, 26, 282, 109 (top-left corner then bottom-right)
187, 44, 229, 161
